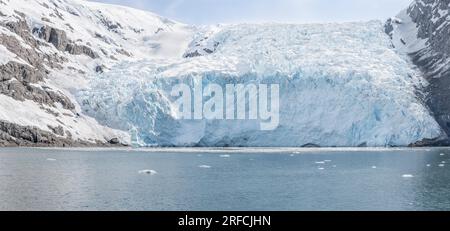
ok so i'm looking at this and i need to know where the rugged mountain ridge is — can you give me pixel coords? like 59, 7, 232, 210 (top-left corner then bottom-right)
0, 0, 193, 146
387, 0, 450, 145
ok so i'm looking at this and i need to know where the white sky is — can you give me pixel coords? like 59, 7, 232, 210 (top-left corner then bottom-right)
90, 0, 413, 25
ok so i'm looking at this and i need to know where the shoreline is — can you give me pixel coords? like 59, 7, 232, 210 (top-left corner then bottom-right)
1, 146, 448, 154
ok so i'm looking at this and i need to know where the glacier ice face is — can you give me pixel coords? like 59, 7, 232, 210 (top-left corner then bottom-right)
77, 21, 443, 147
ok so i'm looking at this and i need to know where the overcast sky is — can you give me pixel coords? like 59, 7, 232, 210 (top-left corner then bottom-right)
90, 0, 412, 25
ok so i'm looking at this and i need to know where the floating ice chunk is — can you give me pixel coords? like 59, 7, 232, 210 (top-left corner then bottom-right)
441, 161, 446, 164
439, 164, 445, 167
402, 174, 414, 178
324, 160, 332, 162
199, 165, 211, 168
318, 167, 325, 170
372, 166, 377, 169
332, 165, 337, 168
426, 164, 431, 167
315, 161, 325, 164
220, 155, 231, 158
139, 170, 158, 175
440, 153, 445, 156
289, 154, 295, 157
293, 152, 301, 154
46, 158, 57, 161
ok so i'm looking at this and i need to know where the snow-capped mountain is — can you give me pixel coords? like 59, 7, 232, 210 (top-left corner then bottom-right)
0, 0, 447, 147
0, 0, 193, 146
387, 0, 450, 145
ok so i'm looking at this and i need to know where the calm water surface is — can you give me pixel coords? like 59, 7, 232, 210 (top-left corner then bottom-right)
1, 147, 450, 211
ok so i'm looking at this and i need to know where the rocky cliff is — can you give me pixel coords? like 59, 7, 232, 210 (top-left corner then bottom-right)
387, 0, 450, 145
0, 0, 193, 146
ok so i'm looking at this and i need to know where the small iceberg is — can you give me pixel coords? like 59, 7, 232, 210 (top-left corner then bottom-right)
426, 164, 431, 167
439, 164, 445, 167
220, 155, 231, 158
402, 174, 414, 178
199, 165, 211, 169
440, 153, 445, 156
138, 170, 158, 175
46, 158, 57, 161
324, 160, 332, 162
315, 161, 325, 164
372, 166, 377, 169
318, 167, 325, 170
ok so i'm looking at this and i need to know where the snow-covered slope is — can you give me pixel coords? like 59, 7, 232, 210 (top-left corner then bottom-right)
387, 0, 450, 143
0, 0, 194, 146
0, 0, 444, 147
79, 21, 442, 147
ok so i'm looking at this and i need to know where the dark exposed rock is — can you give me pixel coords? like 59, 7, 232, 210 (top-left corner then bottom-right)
1, 21, 43, 66
34, 25, 68, 50
53, 9, 64, 20
41, 17, 51, 23
399, 0, 450, 137
108, 137, 120, 144
155, 28, 164, 34
0, 73, 76, 110
0, 120, 74, 147
184, 40, 220, 58
357, 142, 368, 147
33, 25, 98, 58
65, 43, 99, 58
40, 2, 49, 9
95, 65, 105, 73
116, 48, 132, 57
0, 120, 126, 147
13, 10, 26, 19
409, 137, 450, 147
384, 18, 395, 39
47, 125, 65, 136
301, 143, 321, 148
98, 13, 123, 33
184, 50, 201, 58
0, 61, 44, 83
65, 23, 74, 31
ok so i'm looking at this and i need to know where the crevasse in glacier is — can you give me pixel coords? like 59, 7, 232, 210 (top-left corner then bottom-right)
77, 21, 443, 147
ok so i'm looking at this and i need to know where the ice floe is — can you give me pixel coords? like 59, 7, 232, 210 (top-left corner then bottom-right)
138, 170, 158, 175
199, 165, 212, 169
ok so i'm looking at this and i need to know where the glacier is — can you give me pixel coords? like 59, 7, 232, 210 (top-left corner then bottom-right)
77, 21, 443, 147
